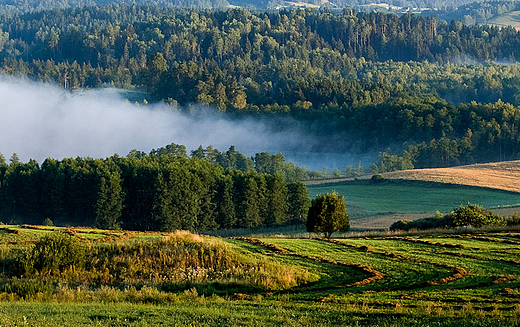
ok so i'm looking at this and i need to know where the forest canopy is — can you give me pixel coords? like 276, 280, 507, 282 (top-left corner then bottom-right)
1, 7, 520, 172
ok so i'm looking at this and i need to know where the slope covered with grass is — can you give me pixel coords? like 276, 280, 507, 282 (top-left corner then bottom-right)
0, 225, 519, 326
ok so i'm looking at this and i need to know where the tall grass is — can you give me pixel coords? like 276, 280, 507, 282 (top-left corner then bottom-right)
12, 230, 314, 293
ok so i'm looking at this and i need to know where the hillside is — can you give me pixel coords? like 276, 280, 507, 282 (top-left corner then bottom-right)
383, 160, 520, 193
0, 225, 519, 325
487, 10, 520, 30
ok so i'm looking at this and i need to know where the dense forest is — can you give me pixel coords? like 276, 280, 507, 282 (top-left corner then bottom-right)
0, 144, 310, 230
2, 7, 520, 171
0, 0, 499, 14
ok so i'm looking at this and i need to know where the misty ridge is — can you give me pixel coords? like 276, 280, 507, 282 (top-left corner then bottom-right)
0, 76, 324, 166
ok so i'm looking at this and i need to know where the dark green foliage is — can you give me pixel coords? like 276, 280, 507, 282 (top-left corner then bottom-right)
389, 220, 412, 231
235, 177, 261, 228
449, 204, 507, 228
3, 7, 520, 167
149, 143, 187, 158
94, 161, 123, 230
389, 216, 454, 231
0, 144, 300, 232
306, 191, 349, 238
287, 181, 310, 223
372, 151, 415, 173
370, 174, 384, 183
507, 213, 520, 226
265, 174, 288, 226
19, 233, 86, 275
215, 176, 236, 229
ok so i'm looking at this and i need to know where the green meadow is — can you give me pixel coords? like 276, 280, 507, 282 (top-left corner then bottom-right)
307, 181, 520, 218
0, 225, 519, 326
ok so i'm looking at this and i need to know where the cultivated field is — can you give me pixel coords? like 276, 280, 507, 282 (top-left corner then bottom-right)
0, 225, 519, 326
306, 180, 520, 229
383, 160, 520, 193
306, 160, 520, 229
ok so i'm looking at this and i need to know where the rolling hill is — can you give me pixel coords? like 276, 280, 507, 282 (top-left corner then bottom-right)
382, 160, 520, 193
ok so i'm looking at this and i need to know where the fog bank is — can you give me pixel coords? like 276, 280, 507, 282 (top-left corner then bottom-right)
0, 77, 327, 165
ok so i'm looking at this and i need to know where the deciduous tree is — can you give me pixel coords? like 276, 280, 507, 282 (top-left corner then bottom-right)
306, 191, 349, 238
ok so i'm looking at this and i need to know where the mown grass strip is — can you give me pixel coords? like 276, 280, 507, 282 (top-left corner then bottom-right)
323, 238, 470, 288
232, 237, 384, 290
471, 236, 520, 246
392, 236, 476, 250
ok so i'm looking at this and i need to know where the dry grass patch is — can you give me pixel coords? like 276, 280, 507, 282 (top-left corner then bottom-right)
383, 160, 520, 193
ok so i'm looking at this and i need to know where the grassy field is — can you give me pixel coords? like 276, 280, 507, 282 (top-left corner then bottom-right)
306, 180, 520, 219
0, 225, 519, 326
306, 160, 520, 229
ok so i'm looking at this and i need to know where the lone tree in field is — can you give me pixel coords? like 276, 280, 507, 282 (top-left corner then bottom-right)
306, 191, 349, 238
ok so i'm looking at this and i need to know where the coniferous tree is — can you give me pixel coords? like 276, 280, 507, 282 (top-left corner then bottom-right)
265, 174, 288, 226
287, 180, 310, 223
95, 171, 123, 230
215, 175, 237, 229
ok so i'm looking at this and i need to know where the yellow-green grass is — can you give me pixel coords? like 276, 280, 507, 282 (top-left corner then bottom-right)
340, 238, 520, 278
224, 238, 367, 295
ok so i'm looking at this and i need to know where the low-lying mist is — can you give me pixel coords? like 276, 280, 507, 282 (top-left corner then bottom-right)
0, 77, 370, 170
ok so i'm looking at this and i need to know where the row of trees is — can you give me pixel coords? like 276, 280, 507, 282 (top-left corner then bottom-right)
351, 97, 520, 170
390, 204, 520, 231
0, 144, 310, 231
189, 145, 311, 180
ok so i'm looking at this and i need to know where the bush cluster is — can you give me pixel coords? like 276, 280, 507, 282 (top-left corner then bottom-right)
18, 233, 85, 276
391, 204, 519, 231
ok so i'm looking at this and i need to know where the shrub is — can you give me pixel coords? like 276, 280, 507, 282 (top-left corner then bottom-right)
3, 279, 53, 298
390, 204, 507, 231
389, 220, 411, 231
449, 204, 506, 228
507, 213, 520, 227
18, 233, 85, 275
43, 218, 54, 226
370, 174, 384, 183
390, 216, 454, 231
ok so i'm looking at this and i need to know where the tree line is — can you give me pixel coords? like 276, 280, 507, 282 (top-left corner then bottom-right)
0, 144, 310, 231
0, 0, 493, 15
368, 97, 520, 171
